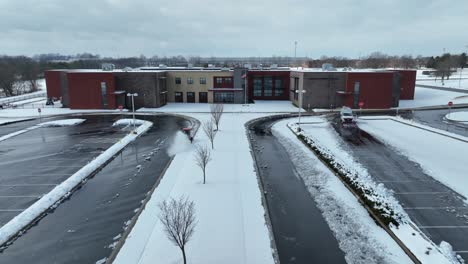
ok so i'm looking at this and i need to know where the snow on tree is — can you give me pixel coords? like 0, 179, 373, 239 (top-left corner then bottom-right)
203, 119, 217, 149
194, 144, 211, 184
210, 104, 224, 131
158, 197, 197, 264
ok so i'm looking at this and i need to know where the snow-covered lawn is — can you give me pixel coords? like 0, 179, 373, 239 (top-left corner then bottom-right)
446, 111, 468, 122
0, 119, 153, 246
114, 112, 276, 264
0, 105, 123, 119
290, 116, 455, 263
417, 69, 468, 90
139, 100, 304, 113
399, 87, 468, 108
0, 118, 86, 142
358, 116, 468, 201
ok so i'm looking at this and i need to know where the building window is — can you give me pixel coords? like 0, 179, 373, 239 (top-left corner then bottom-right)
264, 77, 272, 96
187, 92, 195, 102
175, 92, 183, 102
253, 77, 262, 97
216, 77, 223, 84
101, 82, 108, 107
187, 77, 193, 84
275, 79, 283, 96
214, 92, 234, 103
224, 78, 232, 85
200, 77, 206, 84
175, 77, 181, 84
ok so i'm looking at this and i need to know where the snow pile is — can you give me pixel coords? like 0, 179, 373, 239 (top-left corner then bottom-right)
166, 131, 192, 156
0, 119, 153, 246
0, 119, 86, 142
289, 120, 407, 226
357, 116, 468, 203
112, 118, 146, 127
272, 119, 412, 263
40, 118, 85, 127
446, 111, 468, 122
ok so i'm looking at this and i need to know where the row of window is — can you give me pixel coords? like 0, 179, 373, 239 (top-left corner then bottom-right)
174, 77, 233, 85
252, 77, 284, 97
175, 77, 206, 85
174, 91, 208, 103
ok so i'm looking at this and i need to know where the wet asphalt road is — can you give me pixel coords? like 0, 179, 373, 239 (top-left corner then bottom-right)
333, 119, 468, 261
0, 115, 189, 263
406, 107, 468, 138
249, 119, 346, 264
0, 115, 126, 226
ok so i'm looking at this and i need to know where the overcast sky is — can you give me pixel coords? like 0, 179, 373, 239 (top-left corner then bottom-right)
1, 0, 467, 58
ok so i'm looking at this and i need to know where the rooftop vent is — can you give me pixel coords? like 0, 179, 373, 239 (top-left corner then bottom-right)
102, 63, 115, 71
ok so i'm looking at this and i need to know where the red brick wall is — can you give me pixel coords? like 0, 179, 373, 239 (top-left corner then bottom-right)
397, 70, 416, 100
67, 72, 116, 109
44, 70, 63, 98
345, 72, 394, 109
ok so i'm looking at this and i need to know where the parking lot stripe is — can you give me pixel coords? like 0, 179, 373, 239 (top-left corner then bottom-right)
419, 226, 468, 229
0, 184, 57, 187
403, 207, 464, 210
0, 209, 25, 212
0, 195, 41, 198
395, 192, 450, 195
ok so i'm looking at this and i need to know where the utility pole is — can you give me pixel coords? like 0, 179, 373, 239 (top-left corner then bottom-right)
127, 93, 138, 132
294, 41, 298, 68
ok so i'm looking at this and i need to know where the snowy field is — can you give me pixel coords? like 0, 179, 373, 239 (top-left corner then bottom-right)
139, 100, 303, 113
291, 116, 456, 263
399, 87, 468, 108
358, 116, 468, 202
114, 112, 277, 264
417, 69, 468, 90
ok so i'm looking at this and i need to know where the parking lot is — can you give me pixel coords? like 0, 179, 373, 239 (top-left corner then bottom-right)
0, 115, 126, 227
336, 122, 468, 261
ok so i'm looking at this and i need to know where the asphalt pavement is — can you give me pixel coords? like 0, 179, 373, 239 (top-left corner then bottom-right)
249, 118, 346, 264
405, 107, 468, 138
333, 119, 468, 261
0, 114, 189, 263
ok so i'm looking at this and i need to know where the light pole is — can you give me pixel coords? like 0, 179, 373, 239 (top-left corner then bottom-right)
296, 89, 306, 130
127, 93, 138, 131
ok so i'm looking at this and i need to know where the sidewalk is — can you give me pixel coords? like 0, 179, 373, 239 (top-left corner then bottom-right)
114, 112, 277, 264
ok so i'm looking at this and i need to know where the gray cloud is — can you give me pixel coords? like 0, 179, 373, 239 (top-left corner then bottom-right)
0, 0, 467, 57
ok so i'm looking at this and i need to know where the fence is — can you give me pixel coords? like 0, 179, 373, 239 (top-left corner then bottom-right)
0, 92, 47, 105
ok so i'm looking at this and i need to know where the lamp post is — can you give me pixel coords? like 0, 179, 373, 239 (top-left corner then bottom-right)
127, 93, 138, 131
296, 89, 306, 130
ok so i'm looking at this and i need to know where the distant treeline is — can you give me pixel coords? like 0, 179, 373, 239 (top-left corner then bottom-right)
1, 52, 467, 97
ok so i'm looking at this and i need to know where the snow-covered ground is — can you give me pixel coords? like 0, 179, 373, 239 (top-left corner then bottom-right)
114, 112, 280, 264
0, 119, 153, 246
0, 118, 86, 142
358, 116, 468, 202
446, 111, 468, 122
399, 87, 468, 108
290, 116, 455, 263
417, 69, 468, 90
139, 100, 304, 113
273, 118, 412, 263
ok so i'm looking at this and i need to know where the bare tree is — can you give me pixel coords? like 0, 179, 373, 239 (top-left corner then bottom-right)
194, 145, 211, 184
159, 197, 197, 264
203, 120, 217, 149
210, 104, 224, 131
